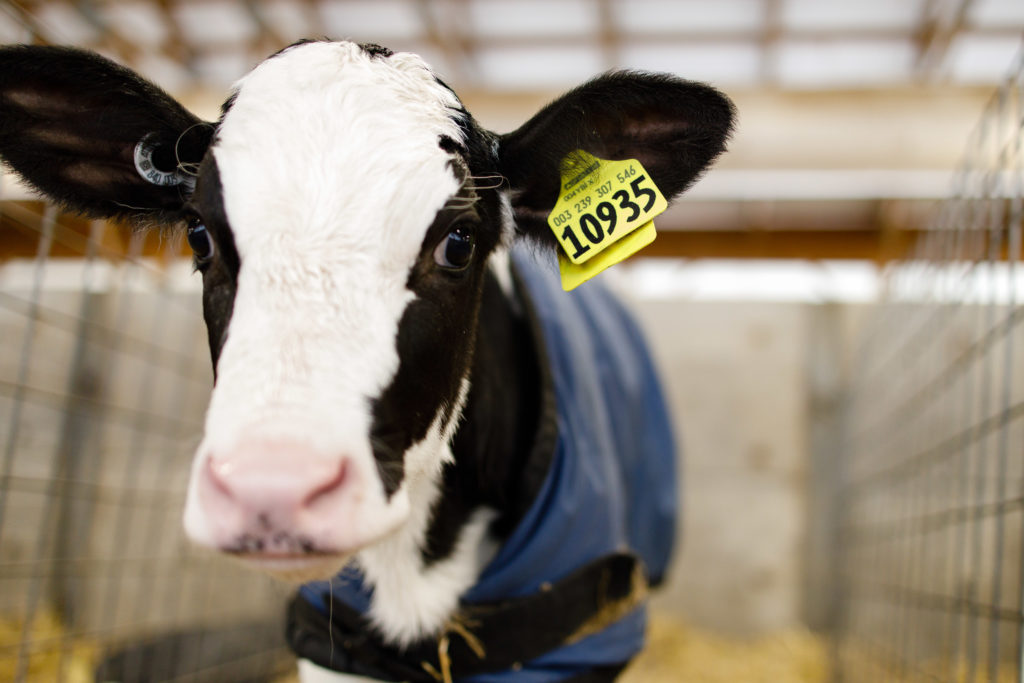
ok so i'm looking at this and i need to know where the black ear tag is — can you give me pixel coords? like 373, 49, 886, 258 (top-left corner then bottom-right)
133, 132, 193, 189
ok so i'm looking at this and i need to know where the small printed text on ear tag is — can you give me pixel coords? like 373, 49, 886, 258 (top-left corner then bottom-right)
134, 133, 186, 187
547, 150, 667, 291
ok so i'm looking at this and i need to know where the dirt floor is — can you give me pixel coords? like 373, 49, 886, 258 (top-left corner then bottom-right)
621, 614, 828, 683
5, 609, 830, 682
0, 610, 95, 683
10, 607, 1024, 682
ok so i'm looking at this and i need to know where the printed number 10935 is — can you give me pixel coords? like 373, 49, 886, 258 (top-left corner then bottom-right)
560, 171, 658, 261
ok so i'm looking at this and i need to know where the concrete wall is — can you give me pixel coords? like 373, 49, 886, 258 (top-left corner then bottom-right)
632, 299, 811, 635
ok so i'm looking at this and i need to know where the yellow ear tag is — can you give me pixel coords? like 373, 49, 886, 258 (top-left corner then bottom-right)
547, 150, 668, 291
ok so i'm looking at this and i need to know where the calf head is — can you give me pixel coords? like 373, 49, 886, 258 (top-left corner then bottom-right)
0, 41, 734, 581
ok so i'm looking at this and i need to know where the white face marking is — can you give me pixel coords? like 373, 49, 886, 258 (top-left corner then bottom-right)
183, 42, 467, 565
356, 378, 494, 647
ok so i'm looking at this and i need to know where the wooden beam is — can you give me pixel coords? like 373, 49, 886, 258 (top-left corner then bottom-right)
3, 0, 53, 45
643, 229, 923, 262
760, 0, 782, 86
455, 24, 1017, 52
74, 0, 141, 65
596, 0, 619, 70
153, 0, 195, 72
4, 202, 1017, 263
241, 0, 289, 61
416, 0, 474, 84
0, 203, 922, 263
0, 202, 188, 261
915, 0, 973, 83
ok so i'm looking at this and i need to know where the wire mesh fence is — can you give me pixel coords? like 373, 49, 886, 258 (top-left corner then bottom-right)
0, 191, 292, 681
833, 49, 1024, 682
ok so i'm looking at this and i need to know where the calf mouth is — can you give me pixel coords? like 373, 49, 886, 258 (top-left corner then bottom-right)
223, 532, 351, 581
228, 550, 351, 583
225, 530, 319, 554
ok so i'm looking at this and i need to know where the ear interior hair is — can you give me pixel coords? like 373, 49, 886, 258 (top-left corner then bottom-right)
0, 45, 213, 226
498, 71, 736, 246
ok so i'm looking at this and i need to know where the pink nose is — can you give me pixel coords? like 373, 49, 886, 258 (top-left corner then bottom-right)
198, 438, 348, 553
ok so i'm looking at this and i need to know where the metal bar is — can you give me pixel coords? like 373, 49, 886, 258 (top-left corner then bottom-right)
985, 84, 1019, 680
94, 230, 177, 679
0, 291, 209, 386
0, 379, 203, 436
51, 219, 107, 681
0, 205, 56, 551
12, 208, 104, 682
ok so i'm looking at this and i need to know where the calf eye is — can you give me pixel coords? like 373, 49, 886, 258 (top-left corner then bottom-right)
186, 218, 216, 264
433, 225, 475, 271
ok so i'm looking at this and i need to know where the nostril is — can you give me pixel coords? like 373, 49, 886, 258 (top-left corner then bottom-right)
302, 459, 348, 508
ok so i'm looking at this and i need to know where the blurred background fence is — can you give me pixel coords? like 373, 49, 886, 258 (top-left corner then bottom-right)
0, 206, 291, 681
831, 48, 1024, 682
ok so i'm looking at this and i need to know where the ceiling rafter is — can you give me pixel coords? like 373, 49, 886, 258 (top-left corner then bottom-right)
241, 0, 290, 60
295, 0, 322, 39
1, 1, 1019, 91
760, 0, 782, 86
152, 0, 197, 74
416, 0, 475, 84
596, 0, 619, 71
3, 0, 53, 45
0, 201, 935, 263
72, 0, 143, 65
915, 0, 974, 83
454, 25, 1023, 52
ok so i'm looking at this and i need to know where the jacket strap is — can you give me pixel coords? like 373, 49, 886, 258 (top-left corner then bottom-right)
286, 552, 647, 681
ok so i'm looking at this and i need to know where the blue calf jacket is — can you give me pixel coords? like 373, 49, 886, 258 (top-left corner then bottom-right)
298, 246, 678, 681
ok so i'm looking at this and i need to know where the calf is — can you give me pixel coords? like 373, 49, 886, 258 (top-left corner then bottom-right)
0, 40, 733, 681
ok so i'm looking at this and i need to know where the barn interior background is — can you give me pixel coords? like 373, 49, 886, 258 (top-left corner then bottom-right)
0, 1, 1022, 681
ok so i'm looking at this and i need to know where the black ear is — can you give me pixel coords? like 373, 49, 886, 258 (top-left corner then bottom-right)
0, 45, 213, 226
498, 71, 735, 242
